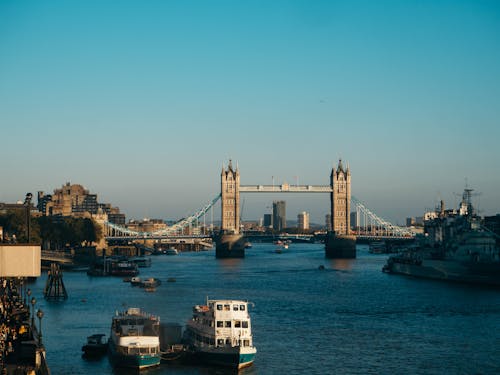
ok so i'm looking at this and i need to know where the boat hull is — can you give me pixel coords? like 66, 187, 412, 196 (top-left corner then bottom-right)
108, 340, 160, 369
82, 344, 107, 357
191, 346, 256, 369
385, 259, 500, 286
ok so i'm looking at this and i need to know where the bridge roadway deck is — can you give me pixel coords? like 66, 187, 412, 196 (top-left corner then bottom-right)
239, 185, 333, 193
41, 250, 74, 264
105, 235, 213, 240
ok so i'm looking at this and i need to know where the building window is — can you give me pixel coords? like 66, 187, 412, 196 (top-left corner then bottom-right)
217, 321, 223, 328
225, 321, 231, 328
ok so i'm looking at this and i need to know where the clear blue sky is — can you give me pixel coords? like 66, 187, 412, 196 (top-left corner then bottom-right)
1, 0, 499, 225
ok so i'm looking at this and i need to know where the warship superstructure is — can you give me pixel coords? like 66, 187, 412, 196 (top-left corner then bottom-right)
383, 188, 500, 286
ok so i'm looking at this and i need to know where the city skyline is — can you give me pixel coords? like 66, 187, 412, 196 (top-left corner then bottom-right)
1, 1, 499, 224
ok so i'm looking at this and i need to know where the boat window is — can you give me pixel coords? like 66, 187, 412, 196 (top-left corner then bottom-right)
140, 347, 149, 354
217, 304, 222, 310
225, 321, 231, 328
240, 305, 245, 311
233, 305, 239, 311
129, 348, 139, 355
235, 321, 241, 328
242, 321, 249, 328
224, 304, 230, 311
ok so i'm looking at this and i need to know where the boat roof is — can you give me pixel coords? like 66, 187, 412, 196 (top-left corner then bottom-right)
207, 299, 249, 305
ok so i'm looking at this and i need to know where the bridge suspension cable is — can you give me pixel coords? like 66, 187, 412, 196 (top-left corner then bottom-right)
351, 196, 414, 238
104, 194, 221, 237
104, 193, 412, 239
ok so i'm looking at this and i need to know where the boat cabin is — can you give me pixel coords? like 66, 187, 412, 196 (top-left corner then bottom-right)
188, 300, 253, 348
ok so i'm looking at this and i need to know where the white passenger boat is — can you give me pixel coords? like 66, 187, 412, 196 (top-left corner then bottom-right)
108, 307, 161, 369
184, 299, 256, 369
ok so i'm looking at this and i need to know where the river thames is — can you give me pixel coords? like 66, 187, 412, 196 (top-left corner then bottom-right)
28, 243, 500, 374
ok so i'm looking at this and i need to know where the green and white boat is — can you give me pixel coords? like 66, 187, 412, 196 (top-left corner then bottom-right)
108, 307, 161, 370
184, 299, 256, 369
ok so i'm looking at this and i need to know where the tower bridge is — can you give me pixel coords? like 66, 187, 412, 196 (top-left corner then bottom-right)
217, 159, 356, 258
102, 160, 414, 258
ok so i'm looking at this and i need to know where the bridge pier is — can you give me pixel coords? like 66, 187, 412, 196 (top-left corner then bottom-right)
325, 232, 356, 258
44, 263, 68, 301
215, 232, 246, 258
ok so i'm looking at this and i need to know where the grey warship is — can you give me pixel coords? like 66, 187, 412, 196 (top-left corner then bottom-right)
383, 188, 500, 286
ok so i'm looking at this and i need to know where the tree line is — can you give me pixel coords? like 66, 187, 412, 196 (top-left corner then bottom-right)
0, 210, 102, 250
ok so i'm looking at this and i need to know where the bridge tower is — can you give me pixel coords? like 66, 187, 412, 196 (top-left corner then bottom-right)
216, 160, 245, 258
325, 159, 356, 258
330, 159, 351, 234
220, 160, 240, 234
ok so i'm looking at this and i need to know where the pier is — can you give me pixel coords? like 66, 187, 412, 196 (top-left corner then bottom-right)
0, 279, 49, 375
0, 245, 49, 375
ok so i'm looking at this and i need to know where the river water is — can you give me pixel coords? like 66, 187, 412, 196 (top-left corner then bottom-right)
28, 243, 500, 374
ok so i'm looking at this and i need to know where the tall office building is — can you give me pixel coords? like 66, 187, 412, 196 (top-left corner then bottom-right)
263, 214, 273, 228
297, 211, 310, 230
272, 200, 286, 231
325, 214, 332, 231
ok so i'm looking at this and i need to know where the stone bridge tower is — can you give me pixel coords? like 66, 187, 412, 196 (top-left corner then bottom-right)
217, 160, 245, 258
326, 159, 356, 258
220, 160, 240, 234
330, 159, 351, 234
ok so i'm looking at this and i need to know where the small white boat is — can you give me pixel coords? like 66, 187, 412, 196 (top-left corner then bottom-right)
165, 248, 179, 255
140, 278, 161, 288
130, 277, 142, 286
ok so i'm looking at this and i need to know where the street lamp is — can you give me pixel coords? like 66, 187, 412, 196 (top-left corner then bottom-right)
30, 297, 36, 328
36, 309, 44, 346
19, 278, 24, 304
24, 192, 33, 243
